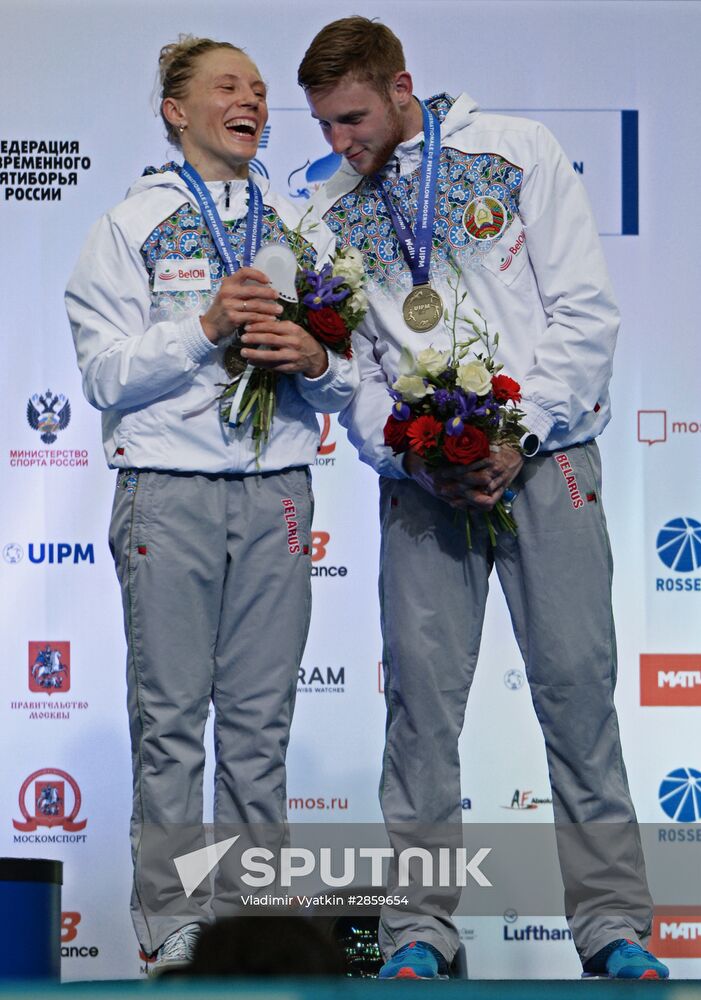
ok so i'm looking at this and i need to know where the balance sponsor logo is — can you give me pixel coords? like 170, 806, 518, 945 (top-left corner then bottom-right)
2, 541, 95, 564
641, 654, 701, 706
638, 409, 701, 446
315, 414, 336, 467
650, 913, 701, 958
61, 911, 99, 960
297, 665, 345, 694
658, 768, 701, 823
311, 531, 347, 578
29, 641, 70, 693
503, 789, 553, 811
656, 517, 701, 592
13, 768, 87, 841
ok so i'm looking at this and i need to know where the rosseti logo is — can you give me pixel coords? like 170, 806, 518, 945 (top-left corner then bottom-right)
657, 518, 701, 572
658, 768, 701, 822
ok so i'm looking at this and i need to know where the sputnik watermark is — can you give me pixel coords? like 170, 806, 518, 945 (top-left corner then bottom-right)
173, 836, 492, 898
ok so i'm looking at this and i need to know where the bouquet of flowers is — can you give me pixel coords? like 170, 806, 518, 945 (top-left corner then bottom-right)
383, 267, 530, 546
219, 244, 367, 457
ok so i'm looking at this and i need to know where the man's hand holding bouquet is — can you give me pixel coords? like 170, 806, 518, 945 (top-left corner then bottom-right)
384, 265, 533, 546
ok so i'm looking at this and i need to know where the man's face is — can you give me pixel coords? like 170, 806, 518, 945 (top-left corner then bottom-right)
306, 75, 405, 176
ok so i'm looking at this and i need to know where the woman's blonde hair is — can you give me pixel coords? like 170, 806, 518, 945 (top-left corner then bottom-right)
159, 35, 244, 146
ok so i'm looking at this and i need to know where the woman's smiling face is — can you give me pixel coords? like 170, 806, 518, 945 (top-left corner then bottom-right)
165, 48, 268, 180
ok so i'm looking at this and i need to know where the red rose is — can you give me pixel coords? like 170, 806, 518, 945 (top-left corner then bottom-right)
407, 415, 443, 456
307, 307, 349, 347
491, 374, 522, 403
442, 425, 490, 465
383, 414, 411, 454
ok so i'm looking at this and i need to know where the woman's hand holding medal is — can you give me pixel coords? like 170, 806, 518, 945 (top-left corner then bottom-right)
200, 267, 282, 344
240, 313, 329, 379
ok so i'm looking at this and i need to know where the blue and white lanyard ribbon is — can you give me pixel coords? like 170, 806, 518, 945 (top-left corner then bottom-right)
180, 162, 265, 426
372, 101, 440, 288
180, 160, 263, 274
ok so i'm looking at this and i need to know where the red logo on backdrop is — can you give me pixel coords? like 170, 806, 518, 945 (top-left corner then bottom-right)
61, 912, 81, 943
318, 414, 336, 456
638, 409, 667, 445
640, 654, 701, 706
13, 768, 87, 831
650, 911, 701, 957
28, 641, 70, 692
311, 531, 330, 562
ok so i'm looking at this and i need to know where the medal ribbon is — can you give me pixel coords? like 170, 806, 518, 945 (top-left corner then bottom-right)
180, 161, 263, 274
180, 162, 264, 428
373, 101, 440, 287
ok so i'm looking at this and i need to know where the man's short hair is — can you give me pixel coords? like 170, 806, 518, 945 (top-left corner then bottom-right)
298, 16, 405, 96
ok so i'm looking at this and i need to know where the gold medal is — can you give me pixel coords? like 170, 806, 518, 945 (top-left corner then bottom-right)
402, 285, 443, 332
223, 343, 247, 378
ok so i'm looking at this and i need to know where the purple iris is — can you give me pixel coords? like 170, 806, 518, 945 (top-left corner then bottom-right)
392, 400, 411, 421
455, 389, 478, 419
302, 264, 349, 310
444, 416, 465, 437
472, 392, 498, 420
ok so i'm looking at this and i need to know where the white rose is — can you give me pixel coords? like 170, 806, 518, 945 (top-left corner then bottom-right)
456, 361, 492, 396
348, 288, 368, 313
392, 374, 434, 403
332, 246, 365, 285
416, 347, 451, 379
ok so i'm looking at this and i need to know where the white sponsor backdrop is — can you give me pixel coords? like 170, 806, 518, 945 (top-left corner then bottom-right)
1, 0, 699, 981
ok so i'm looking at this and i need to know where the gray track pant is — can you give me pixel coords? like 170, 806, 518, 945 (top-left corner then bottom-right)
109, 467, 313, 954
377, 441, 653, 966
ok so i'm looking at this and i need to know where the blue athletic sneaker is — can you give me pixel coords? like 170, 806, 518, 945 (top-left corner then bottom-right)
582, 938, 669, 980
378, 941, 450, 980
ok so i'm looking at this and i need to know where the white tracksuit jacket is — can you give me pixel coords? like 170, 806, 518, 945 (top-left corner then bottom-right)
311, 92, 619, 477
66, 165, 358, 474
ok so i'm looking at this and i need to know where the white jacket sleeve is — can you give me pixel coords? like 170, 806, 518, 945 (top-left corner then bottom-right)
65, 213, 217, 412
338, 309, 406, 479
518, 123, 619, 440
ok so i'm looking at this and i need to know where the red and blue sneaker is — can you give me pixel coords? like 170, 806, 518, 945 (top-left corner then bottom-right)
378, 941, 450, 980
582, 939, 669, 980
